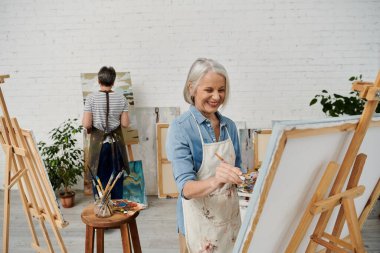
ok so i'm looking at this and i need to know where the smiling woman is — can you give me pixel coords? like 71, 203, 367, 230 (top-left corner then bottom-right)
166, 58, 243, 253
190, 71, 226, 140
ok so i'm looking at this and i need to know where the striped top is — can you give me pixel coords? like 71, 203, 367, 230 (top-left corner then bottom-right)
84, 91, 128, 132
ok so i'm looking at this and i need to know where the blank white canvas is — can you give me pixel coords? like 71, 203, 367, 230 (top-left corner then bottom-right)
234, 115, 380, 253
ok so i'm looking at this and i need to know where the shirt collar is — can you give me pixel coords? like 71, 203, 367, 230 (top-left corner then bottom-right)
189, 105, 227, 127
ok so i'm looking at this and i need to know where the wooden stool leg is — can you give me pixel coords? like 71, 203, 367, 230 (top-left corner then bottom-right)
85, 225, 95, 253
120, 223, 132, 253
129, 219, 142, 253
96, 228, 104, 253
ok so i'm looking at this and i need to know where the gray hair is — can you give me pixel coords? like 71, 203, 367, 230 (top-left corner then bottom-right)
183, 58, 230, 106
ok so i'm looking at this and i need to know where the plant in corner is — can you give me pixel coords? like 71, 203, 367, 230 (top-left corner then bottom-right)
38, 118, 84, 208
310, 74, 380, 117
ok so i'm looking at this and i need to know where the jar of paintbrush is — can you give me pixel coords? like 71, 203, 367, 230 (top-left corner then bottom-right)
91, 170, 124, 218
94, 198, 113, 218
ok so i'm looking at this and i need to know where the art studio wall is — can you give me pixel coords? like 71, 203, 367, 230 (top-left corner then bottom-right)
0, 0, 379, 190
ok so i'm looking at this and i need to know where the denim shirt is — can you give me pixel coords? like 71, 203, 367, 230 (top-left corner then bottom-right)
166, 105, 242, 235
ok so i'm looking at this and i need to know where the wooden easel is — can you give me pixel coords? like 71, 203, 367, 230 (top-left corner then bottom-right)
285, 71, 380, 253
0, 75, 68, 253
156, 123, 178, 198
253, 129, 271, 170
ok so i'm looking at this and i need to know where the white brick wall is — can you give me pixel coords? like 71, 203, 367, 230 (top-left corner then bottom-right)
1, 0, 379, 190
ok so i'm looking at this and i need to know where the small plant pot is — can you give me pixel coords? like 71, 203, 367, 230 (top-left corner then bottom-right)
59, 191, 75, 208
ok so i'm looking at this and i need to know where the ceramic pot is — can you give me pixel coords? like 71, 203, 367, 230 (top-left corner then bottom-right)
59, 191, 75, 208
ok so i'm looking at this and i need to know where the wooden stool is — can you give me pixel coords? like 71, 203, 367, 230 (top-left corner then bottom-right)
81, 204, 142, 253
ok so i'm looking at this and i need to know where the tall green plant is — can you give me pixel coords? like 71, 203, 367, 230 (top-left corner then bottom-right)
310, 75, 380, 117
38, 118, 84, 196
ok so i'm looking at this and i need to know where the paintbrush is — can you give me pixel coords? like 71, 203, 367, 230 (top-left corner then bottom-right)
89, 167, 103, 192
214, 152, 227, 163
91, 179, 100, 200
88, 166, 103, 197
88, 166, 97, 181
102, 170, 115, 197
96, 176, 104, 192
96, 185, 103, 198
214, 152, 245, 182
99, 170, 124, 206
102, 171, 124, 203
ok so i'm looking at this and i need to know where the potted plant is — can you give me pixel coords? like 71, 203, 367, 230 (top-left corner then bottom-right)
38, 118, 84, 208
310, 74, 380, 117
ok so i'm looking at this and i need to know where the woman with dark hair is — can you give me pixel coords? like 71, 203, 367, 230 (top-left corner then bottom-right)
82, 66, 130, 199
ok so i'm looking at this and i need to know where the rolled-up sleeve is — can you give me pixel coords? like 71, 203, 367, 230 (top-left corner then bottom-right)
84, 95, 93, 112
166, 119, 197, 197
122, 96, 129, 112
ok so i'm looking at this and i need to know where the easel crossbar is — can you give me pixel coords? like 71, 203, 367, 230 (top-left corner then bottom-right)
311, 185, 365, 214
8, 167, 28, 188
321, 232, 353, 250
310, 236, 350, 253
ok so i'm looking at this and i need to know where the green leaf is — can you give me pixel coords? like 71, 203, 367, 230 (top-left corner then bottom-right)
333, 94, 343, 99
310, 98, 318, 106
349, 76, 356, 81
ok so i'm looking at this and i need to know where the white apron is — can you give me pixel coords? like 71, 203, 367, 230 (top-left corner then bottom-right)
182, 113, 241, 253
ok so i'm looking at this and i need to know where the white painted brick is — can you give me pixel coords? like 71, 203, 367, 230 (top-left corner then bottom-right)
0, 0, 379, 190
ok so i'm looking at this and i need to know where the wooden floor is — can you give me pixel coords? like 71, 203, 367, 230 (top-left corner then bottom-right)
0, 190, 379, 252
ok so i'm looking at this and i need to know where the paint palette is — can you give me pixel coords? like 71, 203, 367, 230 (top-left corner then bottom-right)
238, 171, 258, 194
112, 199, 143, 214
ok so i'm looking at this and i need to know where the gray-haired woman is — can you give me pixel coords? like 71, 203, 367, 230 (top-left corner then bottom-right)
166, 58, 243, 253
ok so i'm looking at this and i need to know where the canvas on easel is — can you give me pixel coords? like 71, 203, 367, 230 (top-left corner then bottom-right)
0, 75, 68, 253
234, 71, 380, 253
156, 123, 178, 198
235, 117, 380, 252
253, 129, 271, 170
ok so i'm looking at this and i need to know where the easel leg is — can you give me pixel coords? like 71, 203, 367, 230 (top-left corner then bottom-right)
326, 153, 366, 253
38, 221, 54, 252
285, 161, 339, 253
359, 179, 380, 228
17, 178, 41, 249
2, 146, 41, 253
342, 198, 365, 253
2, 146, 12, 253
127, 144, 134, 161
47, 217, 68, 253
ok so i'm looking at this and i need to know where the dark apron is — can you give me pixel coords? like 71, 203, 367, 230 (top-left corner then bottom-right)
86, 91, 130, 182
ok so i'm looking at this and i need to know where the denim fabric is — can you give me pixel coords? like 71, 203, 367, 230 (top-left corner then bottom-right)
96, 142, 124, 200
